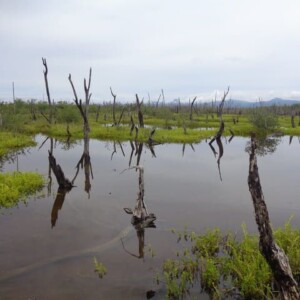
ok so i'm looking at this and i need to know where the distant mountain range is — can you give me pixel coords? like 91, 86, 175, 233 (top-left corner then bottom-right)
212, 98, 300, 108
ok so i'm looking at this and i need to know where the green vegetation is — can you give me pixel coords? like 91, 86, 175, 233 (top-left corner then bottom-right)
157, 222, 300, 299
1, 99, 300, 143
0, 171, 45, 209
0, 132, 36, 156
94, 257, 107, 279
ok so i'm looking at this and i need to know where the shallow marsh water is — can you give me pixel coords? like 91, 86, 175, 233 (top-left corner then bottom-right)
0, 135, 299, 299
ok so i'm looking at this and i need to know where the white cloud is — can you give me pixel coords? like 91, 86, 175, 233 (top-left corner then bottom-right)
1, 0, 300, 102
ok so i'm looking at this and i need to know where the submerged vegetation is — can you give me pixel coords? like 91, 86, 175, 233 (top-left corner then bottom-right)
0, 171, 44, 209
158, 222, 300, 300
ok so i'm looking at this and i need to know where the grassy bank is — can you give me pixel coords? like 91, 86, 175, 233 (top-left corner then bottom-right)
0, 171, 45, 209
158, 221, 300, 299
0, 132, 36, 156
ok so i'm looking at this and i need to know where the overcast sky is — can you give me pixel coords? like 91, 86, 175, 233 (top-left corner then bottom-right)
1, 0, 300, 103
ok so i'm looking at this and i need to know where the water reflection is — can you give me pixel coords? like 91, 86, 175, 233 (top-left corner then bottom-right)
182, 143, 195, 157
209, 137, 224, 181
48, 133, 93, 227
71, 135, 93, 197
245, 136, 281, 156
123, 166, 156, 260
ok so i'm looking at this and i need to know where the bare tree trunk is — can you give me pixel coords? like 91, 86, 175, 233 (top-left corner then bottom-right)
110, 87, 117, 125
68, 68, 92, 134
42, 58, 53, 124
248, 135, 299, 300
291, 111, 295, 128
48, 151, 72, 189
209, 87, 229, 145
136, 94, 144, 128
189, 96, 197, 121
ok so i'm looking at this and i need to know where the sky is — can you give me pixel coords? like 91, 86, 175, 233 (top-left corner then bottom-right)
1, 0, 300, 103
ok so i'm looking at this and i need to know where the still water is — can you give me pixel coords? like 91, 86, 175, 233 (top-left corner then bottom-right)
0, 135, 299, 299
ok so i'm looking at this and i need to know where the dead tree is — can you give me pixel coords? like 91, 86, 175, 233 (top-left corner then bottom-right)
209, 86, 230, 145
248, 134, 299, 299
123, 166, 156, 231
48, 151, 72, 190
156, 94, 161, 108
42, 58, 53, 124
129, 115, 135, 136
110, 87, 117, 125
136, 94, 144, 128
95, 104, 100, 122
291, 111, 295, 128
189, 96, 197, 121
68, 68, 92, 134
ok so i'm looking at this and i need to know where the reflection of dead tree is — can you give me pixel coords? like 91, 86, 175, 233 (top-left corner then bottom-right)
71, 135, 93, 197
122, 166, 156, 259
209, 86, 230, 145
289, 136, 293, 145
69, 68, 93, 197
182, 143, 195, 157
216, 137, 223, 181
228, 129, 235, 143
110, 141, 125, 161
135, 142, 143, 166
248, 134, 299, 299
189, 96, 197, 121
209, 137, 224, 181
51, 187, 71, 228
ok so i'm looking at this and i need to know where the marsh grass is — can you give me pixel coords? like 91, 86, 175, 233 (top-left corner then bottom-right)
0, 171, 44, 209
158, 222, 300, 299
0, 132, 36, 156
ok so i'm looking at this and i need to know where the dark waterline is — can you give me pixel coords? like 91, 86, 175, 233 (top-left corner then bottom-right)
0, 135, 299, 299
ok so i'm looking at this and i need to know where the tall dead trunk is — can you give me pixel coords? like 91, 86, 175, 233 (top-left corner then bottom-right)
110, 87, 117, 125
136, 94, 144, 128
189, 96, 197, 121
248, 135, 299, 299
42, 58, 53, 124
209, 87, 229, 145
68, 68, 92, 134
48, 151, 72, 190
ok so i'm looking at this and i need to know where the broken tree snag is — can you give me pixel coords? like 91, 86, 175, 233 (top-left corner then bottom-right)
248, 135, 299, 299
110, 87, 117, 125
42, 57, 53, 124
136, 94, 144, 128
68, 68, 92, 133
117, 106, 126, 126
156, 94, 161, 108
48, 151, 72, 189
189, 96, 197, 121
122, 166, 156, 225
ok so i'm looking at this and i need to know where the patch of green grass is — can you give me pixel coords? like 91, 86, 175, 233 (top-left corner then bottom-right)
94, 257, 107, 279
0, 171, 44, 209
158, 221, 300, 299
0, 132, 36, 156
